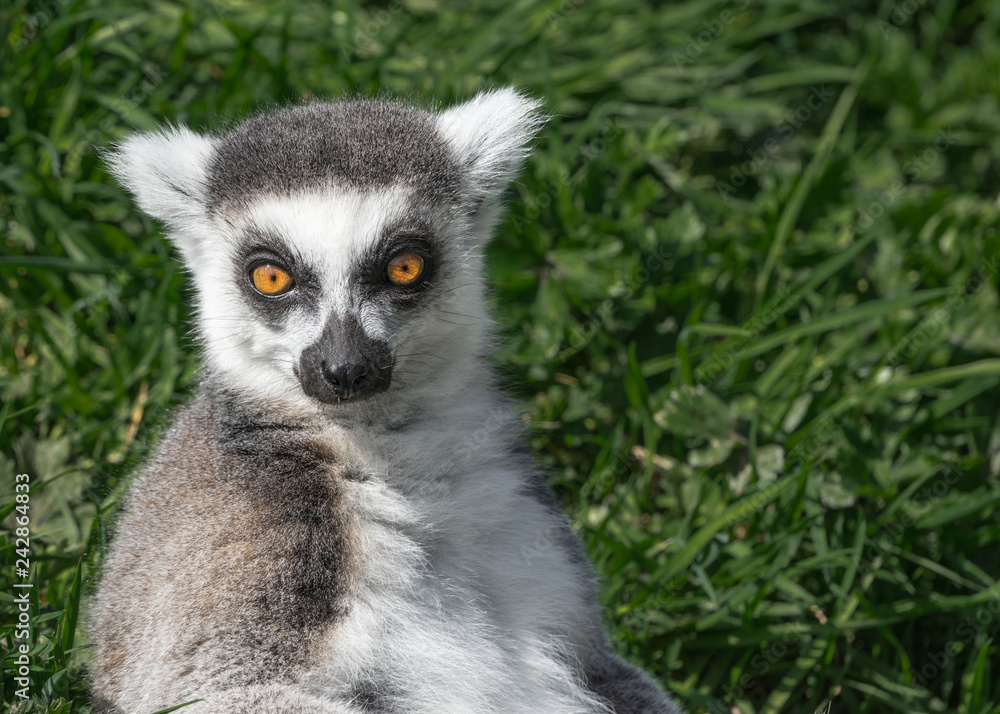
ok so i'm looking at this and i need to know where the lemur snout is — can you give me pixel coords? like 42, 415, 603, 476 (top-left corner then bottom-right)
321, 362, 377, 399
299, 312, 392, 403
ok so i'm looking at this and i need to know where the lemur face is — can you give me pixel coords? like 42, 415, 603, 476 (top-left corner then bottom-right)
109, 91, 542, 415
216, 188, 450, 407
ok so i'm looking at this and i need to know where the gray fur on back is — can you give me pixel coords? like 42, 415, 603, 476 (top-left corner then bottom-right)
91, 89, 682, 714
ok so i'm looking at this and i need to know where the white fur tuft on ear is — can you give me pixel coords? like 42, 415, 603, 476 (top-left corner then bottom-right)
436, 88, 546, 208
106, 126, 215, 227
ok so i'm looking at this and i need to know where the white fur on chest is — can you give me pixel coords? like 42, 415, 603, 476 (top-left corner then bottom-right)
302, 417, 610, 713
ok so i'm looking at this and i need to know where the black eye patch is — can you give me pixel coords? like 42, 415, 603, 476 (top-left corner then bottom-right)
354, 220, 441, 304
234, 227, 321, 324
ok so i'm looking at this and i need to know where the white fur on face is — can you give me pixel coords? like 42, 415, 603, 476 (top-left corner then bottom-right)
189, 189, 489, 412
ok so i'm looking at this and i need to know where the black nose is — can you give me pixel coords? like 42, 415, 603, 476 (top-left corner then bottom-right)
297, 312, 393, 404
322, 362, 371, 397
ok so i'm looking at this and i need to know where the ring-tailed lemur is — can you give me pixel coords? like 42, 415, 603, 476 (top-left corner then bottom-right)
90, 89, 680, 714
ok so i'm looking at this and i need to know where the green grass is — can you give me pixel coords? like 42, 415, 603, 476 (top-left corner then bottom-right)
2, 0, 1000, 711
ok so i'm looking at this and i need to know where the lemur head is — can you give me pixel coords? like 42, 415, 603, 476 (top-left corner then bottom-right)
110, 89, 543, 420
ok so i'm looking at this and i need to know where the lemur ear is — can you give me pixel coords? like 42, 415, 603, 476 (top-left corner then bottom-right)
106, 126, 215, 230
436, 88, 546, 211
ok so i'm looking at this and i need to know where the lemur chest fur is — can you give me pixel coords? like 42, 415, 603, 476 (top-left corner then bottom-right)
169, 387, 502, 639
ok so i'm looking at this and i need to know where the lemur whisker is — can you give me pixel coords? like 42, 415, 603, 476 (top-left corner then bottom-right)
432, 309, 481, 320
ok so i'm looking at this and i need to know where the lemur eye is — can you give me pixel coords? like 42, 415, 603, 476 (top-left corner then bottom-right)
386, 252, 425, 286
251, 264, 293, 296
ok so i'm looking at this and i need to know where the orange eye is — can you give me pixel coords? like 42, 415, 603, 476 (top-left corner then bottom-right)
387, 252, 425, 286
251, 264, 293, 296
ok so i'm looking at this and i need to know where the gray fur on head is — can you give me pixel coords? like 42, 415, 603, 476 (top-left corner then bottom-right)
206, 101, 462, 211
91, 89, 682, 714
